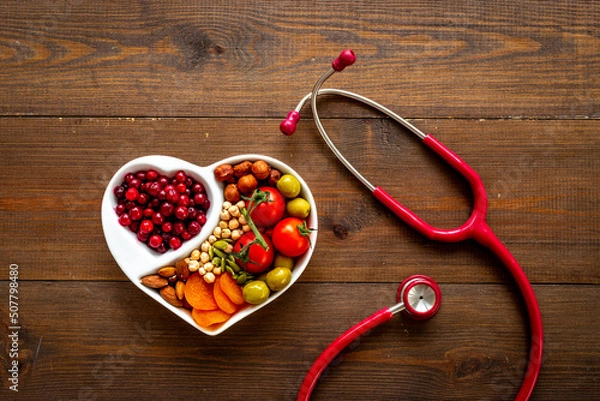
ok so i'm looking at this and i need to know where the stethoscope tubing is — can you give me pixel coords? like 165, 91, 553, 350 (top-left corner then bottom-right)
288, 52, 543, 401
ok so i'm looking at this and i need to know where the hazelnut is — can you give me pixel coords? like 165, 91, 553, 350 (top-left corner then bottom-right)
251, 160, 271, 180
268, 168, 282, 186
233, 160, 253, 178
214, 164, 234, 182
237, 174, 258, 195
224, 183, 241, 203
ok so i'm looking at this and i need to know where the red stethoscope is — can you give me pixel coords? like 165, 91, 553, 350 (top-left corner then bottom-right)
281, 50, 543, 401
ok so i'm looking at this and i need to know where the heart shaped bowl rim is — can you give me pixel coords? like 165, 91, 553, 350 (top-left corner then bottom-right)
101, 154, 318, 335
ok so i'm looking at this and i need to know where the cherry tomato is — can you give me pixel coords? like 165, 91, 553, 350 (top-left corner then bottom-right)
233, 232, 275, 274
246, 186, 286, 228
272, 217, 313, 258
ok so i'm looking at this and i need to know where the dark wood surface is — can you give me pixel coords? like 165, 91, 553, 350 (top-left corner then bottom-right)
1, 1, 598, 400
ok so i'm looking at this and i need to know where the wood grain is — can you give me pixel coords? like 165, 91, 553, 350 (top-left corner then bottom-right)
0, 1, 598, 118
0, 117, 597, 284
0, 282, 597, 400
0, 1, 598, 400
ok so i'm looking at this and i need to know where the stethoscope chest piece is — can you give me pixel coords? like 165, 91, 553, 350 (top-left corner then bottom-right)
397, 275, 442, 320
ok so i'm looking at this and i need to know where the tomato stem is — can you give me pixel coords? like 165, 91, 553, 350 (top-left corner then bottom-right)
240, 207, 269, 251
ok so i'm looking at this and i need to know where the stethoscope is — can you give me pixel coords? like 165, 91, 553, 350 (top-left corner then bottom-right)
281, 50, 543, 401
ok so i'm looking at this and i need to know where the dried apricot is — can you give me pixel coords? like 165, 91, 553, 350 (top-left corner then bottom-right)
192, 308, 232, 328
219, 272, 246, 305
213, 276, 238, 314
184, 273, 218, 310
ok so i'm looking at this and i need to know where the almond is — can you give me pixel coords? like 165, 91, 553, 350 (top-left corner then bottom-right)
160, 286, 183, 307
176, 258, 191, 281
175, 281, 186, 300
140, 274, 168, 289
157, 266, 177, 278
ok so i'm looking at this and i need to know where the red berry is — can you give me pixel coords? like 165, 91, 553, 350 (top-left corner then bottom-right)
125, 187, 139, 201
146, 169, 159, 181
118, 213, 131, 227
166, 189, 179, 204
192, 183, 204, 193
148, 235, 163, 249
173, 221, 185, 235
174, 205, 188, 220
175, 170, 187, 183
152, 212, 165, 225
130, 206, 143, 221
161, 222, 173, 233
169, 236, 182, 250
176, 183, 187, 193
139, 220, 154, 234
177, 194, 190, 207
188, 221, 201, 235
160, 202, 174, 216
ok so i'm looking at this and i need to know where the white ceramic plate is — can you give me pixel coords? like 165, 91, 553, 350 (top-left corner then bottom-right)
101, 154, 317, 335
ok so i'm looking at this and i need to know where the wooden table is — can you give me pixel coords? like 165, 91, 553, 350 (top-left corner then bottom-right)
1, 1, 598, 400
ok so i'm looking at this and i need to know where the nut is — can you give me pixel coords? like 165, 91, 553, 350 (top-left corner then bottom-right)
175, 281, 185, 300
251, 160, 271, 180
224, 183, 241, 203
157, 266, 177, 278
268, 168, 282, 186
140, 274, 168, 289
214, 164, 234, 182
160, 286, 183, 307
233, 160, 253, 177
175, 258, 191, 281
237, 174, 258, 195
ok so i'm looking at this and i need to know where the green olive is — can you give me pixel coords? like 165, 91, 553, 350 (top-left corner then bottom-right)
277, 174, 301, 198
266, 267, 292, 291
243, 280, 270, 304
286, 197, 311, 219
273, 254, 295, 270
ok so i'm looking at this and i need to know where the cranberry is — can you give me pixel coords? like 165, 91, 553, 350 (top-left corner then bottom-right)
196, 212, 207, 226
181, 231, 192, 241
124, 173, 135, 183
129, 221, 139, 233
157, 190, 167, 201
193, 193, 206, 205
118, 213, 132, 227
161, 221, 173, 233
143, 207, 154, 218
146, 169, 159, 181
173, 221, 185, 235
125, 187, 139, 201
129, 178, 141, 189
137, 231, 149, 242
139, 220, 154, 234
147, 182, 161, 197
192, 183, 204, 193
114, 185, 126, 199
137, 193, 149, 205
174, 205, 188, 220
188, 221, 201, 235
115, 204, 126, 216
152, 212, 165, 225
176, 182, 187, 193
177, 194, 190, 207
160, 202, 174, 216
135, 171, 146, 181
166, 188, 179, 204
187, 207, 198, 220
148, 234, 163, 249
202, 199, 211, 210
169, 236, 182, 250
158, 176, 169, 188
175, 170, 187, 183
130, 206, 143, 221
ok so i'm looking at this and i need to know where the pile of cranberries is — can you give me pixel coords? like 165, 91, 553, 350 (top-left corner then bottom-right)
113, 169, 211, 253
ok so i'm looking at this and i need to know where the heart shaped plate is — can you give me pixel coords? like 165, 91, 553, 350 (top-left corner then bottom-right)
101, 154, 317, 335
